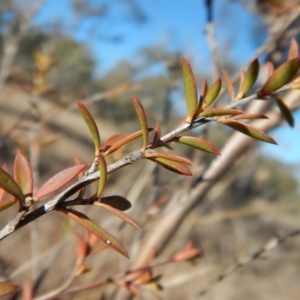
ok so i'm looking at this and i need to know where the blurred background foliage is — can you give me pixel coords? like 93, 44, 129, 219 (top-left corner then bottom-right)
0, 0, 299, 299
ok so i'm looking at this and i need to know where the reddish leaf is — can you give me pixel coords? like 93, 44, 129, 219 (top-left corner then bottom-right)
201, 78, 222, 110
60, 209, 128, 257
222, 69, 235, 100
217, 118, 277, 144
149, 158, 192, 176
73, 156, 85, 179
96, 203, 141, 231
0, 198, 18, 213
0, 281, 18, 297
200, 78, 208, 99
35, 164, 87, 201
145, 152, 193, 165
259, 57, 300, 96
288, 38, 299, 60
14, 151, 33, 196
232, 114, 268, 120
97, 154, 107, 197
196, 108, 243, 118
99, 195, 131, 211
101, 135, 125, 152
104, 129, 153, 156
274, 95, 294, 127
172, 240, 202, 262
76, 233, 90, 261
237, 59, 259, 99
181, 58, 198, 123
132, 97, 149, 152
151, 122, 161, 148
171, 136, 220, 155
0, 168, 24, 205
267, 61, 274, 78
77, 101, 101, 156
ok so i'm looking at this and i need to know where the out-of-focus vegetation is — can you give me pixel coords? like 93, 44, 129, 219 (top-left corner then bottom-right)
0, 1, 300, 299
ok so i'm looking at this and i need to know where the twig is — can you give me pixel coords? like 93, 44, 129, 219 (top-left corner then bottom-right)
198, 228, 300, 296
0, 84, 297, 240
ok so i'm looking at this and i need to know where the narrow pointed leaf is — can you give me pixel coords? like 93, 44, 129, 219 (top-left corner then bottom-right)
259, 57, 300, 96
35, 164, 87, 201
77, 101, 101, 156
98, 195, 131, 211
238, 69, 245, 98
196, 108, 243, 118
60, 209, 128, 257
222, 69, 235, 100
149, 158, 192, 176
0, 164, 8, 202
0, 281, 18, 297
237, 59, 259, 98
201, 78, 222, 109
197, 78, 208, 112
200, 78, 208, 99
0, 198, 18, 213
101, 135, 125, 152
104, 129, 153, 156
288, 38, 298, 60
232, 114, 268, 120
274, 95, 294, 127
14, 151, 33, 196
145, 152, 193, 165
97, 154, 107, 197
151, 122, 161, 148
171, 136, 220, 155
132, 97, 149, 151
96, 203, 141, 231
181, 58, 198, 123
0, 168, 24, 204
217, 118, 277, 144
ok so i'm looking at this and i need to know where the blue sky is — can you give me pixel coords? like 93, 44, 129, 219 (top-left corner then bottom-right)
33, 0, 300, 166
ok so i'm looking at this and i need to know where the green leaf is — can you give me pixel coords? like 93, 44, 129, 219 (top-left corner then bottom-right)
274, 95, 294, 127
132, 97, 149, 152
181, 58, 198, 123
77, 101, 101, 156
217, 118, 277, 144
171, 136, 220, 155
0, 281, 18, 297
222, 69, 235, 100
0, 168, 24, 205
196, 108, 243, 118
97, 154, 107, 197
104, 129, 153, 156
60, 209, 128, 257
149, 158, 192, 176
96, 203, 141, 231
259, 57, 300, 96
201, 78, 222, 110
145, 152, 193, 165
98, 195, 131, 211
14, 151, 33, 196
35, 164, 87, 201
237, 59, 259, 99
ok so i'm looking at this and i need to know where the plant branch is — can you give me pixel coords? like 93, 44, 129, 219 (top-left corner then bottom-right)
198, 228, 300, 296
